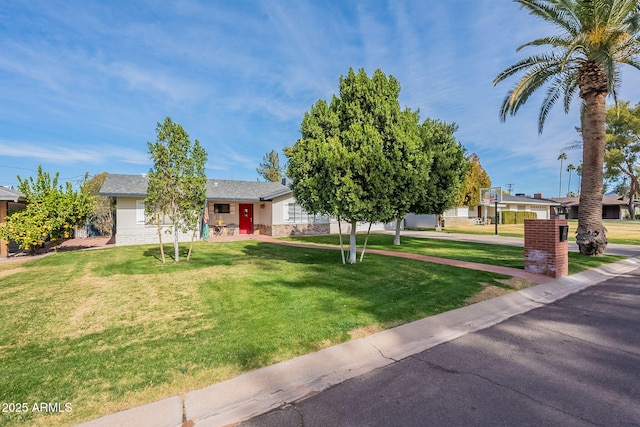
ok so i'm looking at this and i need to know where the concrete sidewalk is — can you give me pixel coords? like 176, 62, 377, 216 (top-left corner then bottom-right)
76, 255, 640, 427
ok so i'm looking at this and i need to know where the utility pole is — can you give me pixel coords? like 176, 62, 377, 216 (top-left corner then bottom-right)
506, 183, 514, 195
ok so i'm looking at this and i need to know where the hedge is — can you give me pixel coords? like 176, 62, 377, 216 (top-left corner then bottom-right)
502, 211, 537, 224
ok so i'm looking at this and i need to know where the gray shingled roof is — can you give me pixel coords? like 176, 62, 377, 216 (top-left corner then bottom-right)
500, 194, 559, 205
100, 174, 291, 201
0, 186, 24, 201
551, 195, 635, 207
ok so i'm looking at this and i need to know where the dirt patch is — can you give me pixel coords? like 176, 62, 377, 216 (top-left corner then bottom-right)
348, 320, 405, 340
0, 266, 27, 279
465, 278, 536, 305
496, 277, 536, 290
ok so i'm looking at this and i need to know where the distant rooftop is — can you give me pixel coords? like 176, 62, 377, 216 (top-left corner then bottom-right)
0, 186, 24, 202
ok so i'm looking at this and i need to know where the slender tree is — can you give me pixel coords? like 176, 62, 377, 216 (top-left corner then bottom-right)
146, 117, 208, 263
256, 149, 284, 182
557, 152, 567, 197
493, 0, 640, 255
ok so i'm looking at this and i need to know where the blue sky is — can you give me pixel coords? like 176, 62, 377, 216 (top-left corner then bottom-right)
1, 1, 639, 199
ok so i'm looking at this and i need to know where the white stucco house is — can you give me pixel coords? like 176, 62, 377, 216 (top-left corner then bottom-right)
405, 193, 561, 229
99, 174, 333, 246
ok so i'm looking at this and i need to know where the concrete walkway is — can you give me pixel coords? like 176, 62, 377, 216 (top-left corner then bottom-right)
269, 237, 553, 284
75, 231, 640, 427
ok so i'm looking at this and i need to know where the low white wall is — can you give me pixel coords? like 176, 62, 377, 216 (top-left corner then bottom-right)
404, 214, 437, 229
115, 198, 197, 246
329, 220, 397, 234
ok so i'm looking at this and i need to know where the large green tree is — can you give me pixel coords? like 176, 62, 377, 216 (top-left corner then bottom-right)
0, 166, 94, 254
256, 149, 284, 182
494, 0, 640, 255
605, 101, 640, 219
287, 68, 415, 263
385, 109, 432, 245
409, 119, 467, 236
146, 117, 208, 263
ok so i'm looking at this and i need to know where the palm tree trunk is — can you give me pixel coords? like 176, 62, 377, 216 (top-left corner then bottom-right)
576, 89, 608, 255
559, 158, 563, 197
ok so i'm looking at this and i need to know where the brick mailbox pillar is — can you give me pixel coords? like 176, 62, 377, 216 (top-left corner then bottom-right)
524, 219, 569, 279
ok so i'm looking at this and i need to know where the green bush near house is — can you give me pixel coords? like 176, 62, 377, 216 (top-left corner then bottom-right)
502, 211, 537, 224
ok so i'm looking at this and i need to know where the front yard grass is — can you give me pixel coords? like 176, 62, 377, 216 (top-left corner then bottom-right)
0, 236, 625, 426
283, 234, 624, 274
2, 240, 516, 427
441, 220, 640, 245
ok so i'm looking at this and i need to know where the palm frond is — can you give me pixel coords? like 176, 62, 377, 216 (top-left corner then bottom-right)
518, 0, 581, 36
496, 0, 640, 133
518, 35, 573, 51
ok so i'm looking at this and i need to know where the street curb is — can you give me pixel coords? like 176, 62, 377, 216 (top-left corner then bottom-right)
75, 256, 640, 427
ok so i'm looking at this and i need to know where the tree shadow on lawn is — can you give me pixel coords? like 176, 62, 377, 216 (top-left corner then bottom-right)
285, 234, 526, 270
241, 241, 510, 325
92, 243, 235, 276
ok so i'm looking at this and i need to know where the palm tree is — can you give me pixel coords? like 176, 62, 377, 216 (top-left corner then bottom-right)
567, 163, 576, 195
493, 0, 640, 255
557, 152, 567, 196
576, 163, 583, 195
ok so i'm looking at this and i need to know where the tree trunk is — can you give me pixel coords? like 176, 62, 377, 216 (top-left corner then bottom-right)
337, 216, 345, 264
349, 220, 357, 264
360, 223, 372, 262
576, 62, 608, 255
393, 218, 402, 245
629, 176, 639, 220
173, 224, 180, 262
157, 213, 165, 264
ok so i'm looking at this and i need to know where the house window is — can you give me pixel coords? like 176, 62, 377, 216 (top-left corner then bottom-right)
283, 203, 328, 223
137, 200, 171, 225
443, 208, 457, 217
214, 203, 231, 214
136, 200, 146, 224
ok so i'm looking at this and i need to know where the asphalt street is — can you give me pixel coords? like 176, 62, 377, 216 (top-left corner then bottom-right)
239, 265, 640, 427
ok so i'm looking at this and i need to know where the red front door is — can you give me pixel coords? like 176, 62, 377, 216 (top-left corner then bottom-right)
239, 204, 253, 234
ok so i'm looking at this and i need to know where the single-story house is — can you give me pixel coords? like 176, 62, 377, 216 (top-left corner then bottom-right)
405, 193, 560, 229
99, 174, 333, 246
551, 195, 640, 220
0, 186, 25, 258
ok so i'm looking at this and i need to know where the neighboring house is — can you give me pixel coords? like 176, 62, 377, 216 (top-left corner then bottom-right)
99, 174, 331, 246
405, 193, 560, 229
0, 186, 25, 258
551, 195, 639, 220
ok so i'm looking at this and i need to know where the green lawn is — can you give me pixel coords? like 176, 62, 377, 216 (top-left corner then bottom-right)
1, 240, 516, 427
441, 220, 640, 245
283, 233, 624, 274
0, 236, 624, 426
